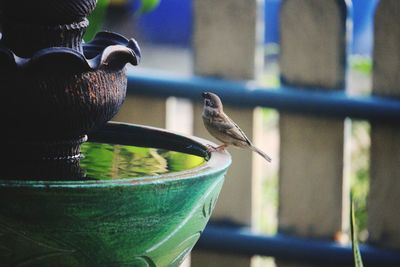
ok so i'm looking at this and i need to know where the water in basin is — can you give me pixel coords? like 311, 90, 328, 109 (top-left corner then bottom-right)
80, 142, 206, 180
0, 141, 206, 181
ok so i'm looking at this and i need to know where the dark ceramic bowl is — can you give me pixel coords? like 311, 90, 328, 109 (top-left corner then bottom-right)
0, 122, 232, 267
1, 18, 90, 56
0, 32, 141, 159
0, 0, 97, 24
0, 0, 96, 56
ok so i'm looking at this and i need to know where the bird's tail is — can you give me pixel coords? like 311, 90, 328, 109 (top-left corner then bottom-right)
250, 145, 272, 163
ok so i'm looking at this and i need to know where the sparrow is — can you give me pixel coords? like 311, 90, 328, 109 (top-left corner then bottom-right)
202, 92, 271, 163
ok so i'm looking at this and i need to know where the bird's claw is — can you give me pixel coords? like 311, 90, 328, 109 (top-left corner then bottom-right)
215, 144, 226, 151
206, 144, 226, 153
206, 144, 217, 152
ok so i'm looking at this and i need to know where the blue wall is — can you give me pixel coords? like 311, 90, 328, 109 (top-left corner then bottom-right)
136, 0, 378, 55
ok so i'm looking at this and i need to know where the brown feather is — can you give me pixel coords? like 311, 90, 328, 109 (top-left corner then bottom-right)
202, 92, 272, 163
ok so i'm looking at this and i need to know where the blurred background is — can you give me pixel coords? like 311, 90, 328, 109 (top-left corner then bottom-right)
91, 0, 383, 266
101, 0, 377, 53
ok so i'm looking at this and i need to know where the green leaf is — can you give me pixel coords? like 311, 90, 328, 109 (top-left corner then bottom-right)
84, 0, 161, 41
138, 0, 161, 14
350, 55, 372, 75
84, 0, 110, 42
351, 197, 364, 267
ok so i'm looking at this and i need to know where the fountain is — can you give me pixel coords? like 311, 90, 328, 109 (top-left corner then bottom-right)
0, 1, 231, 266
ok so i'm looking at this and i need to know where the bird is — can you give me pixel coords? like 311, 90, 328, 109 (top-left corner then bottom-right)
201, 92, 271, 163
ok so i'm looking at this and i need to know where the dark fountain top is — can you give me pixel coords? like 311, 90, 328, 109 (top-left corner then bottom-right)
0, 0, 142, 179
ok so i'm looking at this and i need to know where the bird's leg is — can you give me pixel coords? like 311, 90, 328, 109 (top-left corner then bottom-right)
206, 144, 227, 152
215, 144, 227, 151
206, 144, 218, 152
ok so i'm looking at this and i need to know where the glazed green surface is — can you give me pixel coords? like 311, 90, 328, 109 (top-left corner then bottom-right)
0, 169, 226, 266
0, 122, 231, 266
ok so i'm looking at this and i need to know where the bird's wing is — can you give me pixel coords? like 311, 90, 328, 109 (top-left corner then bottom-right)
216, 113, 251, 145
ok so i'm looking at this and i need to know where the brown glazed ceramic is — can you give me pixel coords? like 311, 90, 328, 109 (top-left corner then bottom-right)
0, 0, 97, 24
0, 0, 97, 56
1, 19, 89, 56
0, 0, 141, 165
0, 32, 141, 160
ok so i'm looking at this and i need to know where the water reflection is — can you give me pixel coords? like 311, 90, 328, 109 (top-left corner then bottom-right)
81, 142, 205, 180
0, 142, 206, 181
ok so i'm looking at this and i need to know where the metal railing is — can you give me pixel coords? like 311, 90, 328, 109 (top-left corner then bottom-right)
115, 1, 400, 266
126, 69, 400, 266
127, 69, 400, 123
197, 222, 400, 267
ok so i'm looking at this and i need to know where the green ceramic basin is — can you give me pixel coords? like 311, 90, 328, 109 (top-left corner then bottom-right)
0, 122, 231, 266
